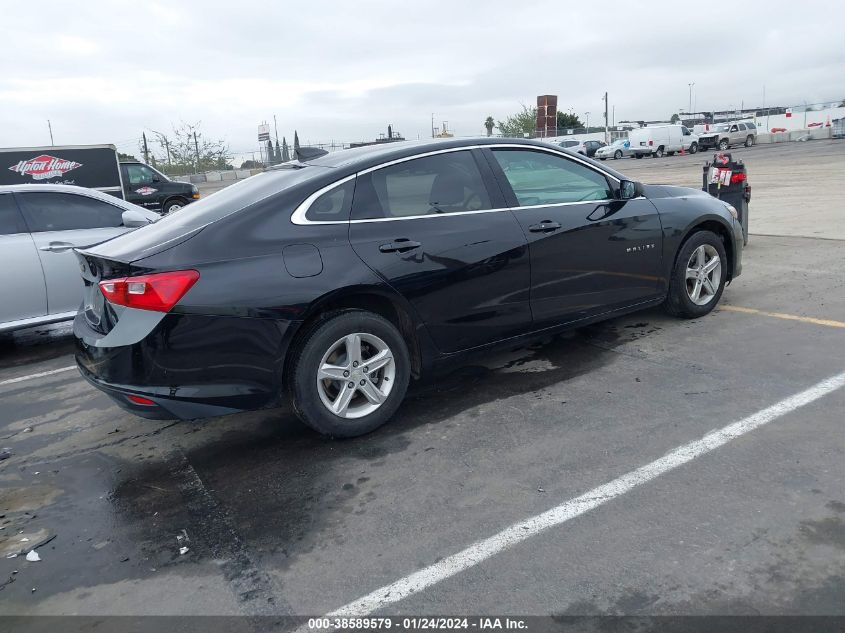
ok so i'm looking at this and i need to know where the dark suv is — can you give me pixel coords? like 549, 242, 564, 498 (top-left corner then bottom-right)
119, 161, 200, 214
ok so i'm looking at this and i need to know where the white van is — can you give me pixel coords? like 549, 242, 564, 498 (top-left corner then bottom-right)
628, 125, 699, 158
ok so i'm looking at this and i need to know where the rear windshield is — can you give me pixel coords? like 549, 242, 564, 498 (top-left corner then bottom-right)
87, 168, 318, 262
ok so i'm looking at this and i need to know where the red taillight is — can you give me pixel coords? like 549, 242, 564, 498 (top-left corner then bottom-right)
648, 140, 653, 146
730, 172, 747, 184
99, 270, 199, 312
127, 395, 156, 406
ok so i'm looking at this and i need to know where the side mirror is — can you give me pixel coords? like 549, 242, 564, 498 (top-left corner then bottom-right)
151, 176, 161, 183
619, 180, 639, 200
122, 209, 151, 228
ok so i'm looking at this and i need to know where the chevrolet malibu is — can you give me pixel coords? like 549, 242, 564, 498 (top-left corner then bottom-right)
74, 138, 742, 437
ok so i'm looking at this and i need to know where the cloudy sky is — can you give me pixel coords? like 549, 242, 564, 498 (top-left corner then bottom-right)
1, 0, 841, 162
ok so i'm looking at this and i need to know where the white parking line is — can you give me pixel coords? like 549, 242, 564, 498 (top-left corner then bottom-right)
0, 365, 76, 387
327, 370, 845, 616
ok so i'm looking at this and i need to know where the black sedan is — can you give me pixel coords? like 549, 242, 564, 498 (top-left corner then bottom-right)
74, 138, 743, 437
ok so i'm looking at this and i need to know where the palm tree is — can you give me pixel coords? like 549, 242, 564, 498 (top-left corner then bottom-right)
484, 116, 495, 137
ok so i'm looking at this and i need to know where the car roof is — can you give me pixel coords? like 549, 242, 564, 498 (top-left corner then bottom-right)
0, 184, 148, 212
281, 137, 593, 171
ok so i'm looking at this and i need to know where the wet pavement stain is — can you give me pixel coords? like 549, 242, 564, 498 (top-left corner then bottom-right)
799, 517, 845, 550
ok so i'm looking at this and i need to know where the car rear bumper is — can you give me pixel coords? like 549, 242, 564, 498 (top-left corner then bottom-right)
74, 310, 299, 420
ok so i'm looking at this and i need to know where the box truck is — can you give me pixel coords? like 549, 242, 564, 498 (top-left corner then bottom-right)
1, 144, 199, 213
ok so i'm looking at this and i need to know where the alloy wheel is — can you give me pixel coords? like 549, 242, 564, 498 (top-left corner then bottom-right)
316, 332, 396, 419
685, 244, 722, 305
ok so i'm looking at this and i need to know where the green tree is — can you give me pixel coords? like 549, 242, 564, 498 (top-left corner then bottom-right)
484, 116, 495, 137
496, 105, 537, 138
556, 111, 583, 130
670, 113, 680, 123
282, 137, 290, 162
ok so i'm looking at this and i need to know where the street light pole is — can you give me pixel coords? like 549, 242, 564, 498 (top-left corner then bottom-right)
603, 92, 609, 144
585, 112, 590, 131
688, 82, 695, 116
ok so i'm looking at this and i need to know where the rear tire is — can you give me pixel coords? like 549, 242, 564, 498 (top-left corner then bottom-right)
288, 310, 410, 438
614, 150, 622, 159
664, 230, 727, 319
653, 146, 664, 158
635, 154, 643, 159
744, 135, 754, 147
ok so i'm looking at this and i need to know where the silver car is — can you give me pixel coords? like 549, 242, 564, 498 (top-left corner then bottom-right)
0, 184, 158, 333
594, 139, 635, 160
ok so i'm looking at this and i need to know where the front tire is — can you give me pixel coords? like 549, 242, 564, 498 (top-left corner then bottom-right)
664, 231, 727, 319
614, 150, 622, 159
288, 311, 410, 437
689, 142, 698, 154
718, 138, 730, 151
162, 198, 187, 214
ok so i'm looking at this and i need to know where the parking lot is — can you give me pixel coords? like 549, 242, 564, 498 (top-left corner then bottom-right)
1, 140, 844, 620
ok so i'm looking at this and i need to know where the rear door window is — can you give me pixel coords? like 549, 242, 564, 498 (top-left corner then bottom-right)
0, 193, 27, 235
351, 151, 492, 220
17, 192, 125, 232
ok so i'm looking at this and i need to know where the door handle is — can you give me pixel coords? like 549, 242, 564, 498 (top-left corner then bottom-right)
528, 221, 561, 233
38, 241, 75, 253
379, 238, 421, 253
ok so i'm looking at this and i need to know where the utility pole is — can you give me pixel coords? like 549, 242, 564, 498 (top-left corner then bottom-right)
431, 113, 435, 138
603, 91, 609, 144
585, 112, 590, 131
142, 132, 149, 164
193, 131, 201, 174
273, 114, 280, 146
47, 120, 54, 146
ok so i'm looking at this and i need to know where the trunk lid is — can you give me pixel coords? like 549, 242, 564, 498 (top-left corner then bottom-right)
75, 251, 132, 334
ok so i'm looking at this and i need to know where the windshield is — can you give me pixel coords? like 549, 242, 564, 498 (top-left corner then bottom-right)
711, 124, 730, 132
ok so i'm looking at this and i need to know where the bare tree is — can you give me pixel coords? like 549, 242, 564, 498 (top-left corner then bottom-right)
147, 121, 231, 175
